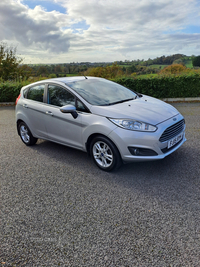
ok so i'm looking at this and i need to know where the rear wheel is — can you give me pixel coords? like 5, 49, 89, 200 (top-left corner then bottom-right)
18, 122, 38, 146
90, 136, 122, 171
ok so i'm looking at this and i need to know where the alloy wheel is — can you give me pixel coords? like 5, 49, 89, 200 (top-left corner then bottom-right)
92, 141, 113, 168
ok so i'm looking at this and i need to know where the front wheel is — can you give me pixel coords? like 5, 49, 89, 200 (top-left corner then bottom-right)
18, 122, 38, 146
90, 136, 122, 171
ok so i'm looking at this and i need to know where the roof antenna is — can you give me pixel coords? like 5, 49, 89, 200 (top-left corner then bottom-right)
84, 75, 88, 79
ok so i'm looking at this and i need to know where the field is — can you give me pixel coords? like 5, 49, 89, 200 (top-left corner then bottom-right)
184, 60, 193, 68
150, 64, 169, 69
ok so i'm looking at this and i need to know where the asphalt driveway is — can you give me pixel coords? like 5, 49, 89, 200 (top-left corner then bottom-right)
0, 103, 200, 266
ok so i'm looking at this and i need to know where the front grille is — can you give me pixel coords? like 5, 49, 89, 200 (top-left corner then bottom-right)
159, 119, 185, 143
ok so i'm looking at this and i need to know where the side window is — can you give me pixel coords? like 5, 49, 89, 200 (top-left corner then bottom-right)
23, 87, 29, 98
77, 100, 89, 112
48, 85, 75, 107
27, 85, 45, 102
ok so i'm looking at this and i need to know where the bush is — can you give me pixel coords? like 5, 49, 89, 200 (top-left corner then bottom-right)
192, 56, 200, 67
0, 74, 200, 102
84, 63, 123, 79
159, 64, 187, 74
0, 81, 29, 102
114, 74, 200, 98
48, 73, 57, 78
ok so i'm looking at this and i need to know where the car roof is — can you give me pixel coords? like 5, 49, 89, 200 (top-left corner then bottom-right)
21, 76, 102, 90
45, 76, 88, 83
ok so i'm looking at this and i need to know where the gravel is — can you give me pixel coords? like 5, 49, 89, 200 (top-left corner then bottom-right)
0, 103, 200, 266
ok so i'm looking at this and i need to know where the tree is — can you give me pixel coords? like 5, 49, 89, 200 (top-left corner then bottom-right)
55, 65, 62, 73
0, 42, 23, 80
18, 64, 33, 80
192, 56, 200, 67
160, 64, 187, 74
126, 64, 137, 74
37, 65, 49, 76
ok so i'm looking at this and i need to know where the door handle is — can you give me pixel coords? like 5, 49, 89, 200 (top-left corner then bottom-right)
45, 111, 53, 116
23, 104, 28, 108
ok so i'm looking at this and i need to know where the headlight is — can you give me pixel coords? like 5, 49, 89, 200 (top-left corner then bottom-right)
109, 118, 157, 132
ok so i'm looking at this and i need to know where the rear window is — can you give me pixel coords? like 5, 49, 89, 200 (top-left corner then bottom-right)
27, 85, 45, 102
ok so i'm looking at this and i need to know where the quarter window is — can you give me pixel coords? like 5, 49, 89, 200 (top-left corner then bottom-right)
77, 100, 89, 112
27, 85, 45, 102
48, 85, 75, 107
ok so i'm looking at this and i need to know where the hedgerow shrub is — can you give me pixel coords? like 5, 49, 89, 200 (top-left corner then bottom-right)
0, 74, 200, 102
0, 81, 29, 102
0, 77, 47, 102
114, 74, 200, 98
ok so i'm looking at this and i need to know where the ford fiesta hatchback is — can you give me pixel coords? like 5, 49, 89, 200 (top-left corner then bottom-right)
15, 76, 186, 171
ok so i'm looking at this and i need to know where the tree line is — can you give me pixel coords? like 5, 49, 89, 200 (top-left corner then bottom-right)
117, 54, 197, 66
0, 42, 200, 81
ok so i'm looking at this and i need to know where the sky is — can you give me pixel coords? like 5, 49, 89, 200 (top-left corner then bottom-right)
0, 0, 200, 64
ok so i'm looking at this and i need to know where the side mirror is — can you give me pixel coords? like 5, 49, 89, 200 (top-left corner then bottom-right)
60, 105, 78, 119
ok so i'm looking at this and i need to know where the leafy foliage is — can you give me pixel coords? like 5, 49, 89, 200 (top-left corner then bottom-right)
17, 64, 33, 80
1, 73, 200, 102
114, 74, 200, 98
192, 56, 200, 67
0, 43, 23, 81
48, 73, 57, 78
0, 81, 29, 102
159, 64, 187, 75
0, 51, 200, 102
84, 63, 123, 79
117, 54, 187, 67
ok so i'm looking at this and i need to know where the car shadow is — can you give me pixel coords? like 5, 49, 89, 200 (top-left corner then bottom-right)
29, 139, 199, 213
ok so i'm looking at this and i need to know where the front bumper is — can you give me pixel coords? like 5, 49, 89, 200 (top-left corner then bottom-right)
108, 114, 186, 162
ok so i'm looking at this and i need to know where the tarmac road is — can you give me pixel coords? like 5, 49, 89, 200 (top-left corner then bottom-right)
0, 103, 200, 266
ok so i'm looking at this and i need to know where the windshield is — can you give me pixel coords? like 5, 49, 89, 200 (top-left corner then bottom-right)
66, 78, 137, 106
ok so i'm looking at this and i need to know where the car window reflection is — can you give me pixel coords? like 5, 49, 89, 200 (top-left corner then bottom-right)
48, 85, 75, 107
67, 79, 136, 106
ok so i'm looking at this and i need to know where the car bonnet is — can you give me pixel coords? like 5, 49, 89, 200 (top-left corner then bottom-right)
90, 95, 179, 125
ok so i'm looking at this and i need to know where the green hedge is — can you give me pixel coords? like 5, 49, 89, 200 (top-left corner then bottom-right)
0, 81, 30, 102
114, 74, 200, 98
0, 74, 200, 102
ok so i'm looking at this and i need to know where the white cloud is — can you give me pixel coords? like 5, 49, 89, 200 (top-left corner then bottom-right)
0, 0, 199, 63
0, 0, 71, 53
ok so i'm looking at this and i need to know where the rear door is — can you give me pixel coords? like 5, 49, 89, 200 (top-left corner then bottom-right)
22, 84, 48, 138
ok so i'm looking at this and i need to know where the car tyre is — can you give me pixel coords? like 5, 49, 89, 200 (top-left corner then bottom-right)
18, 122, 38, 146
90, 136, 122, 171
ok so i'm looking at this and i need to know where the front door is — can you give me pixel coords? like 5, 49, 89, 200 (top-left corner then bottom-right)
43, 84, 83, 149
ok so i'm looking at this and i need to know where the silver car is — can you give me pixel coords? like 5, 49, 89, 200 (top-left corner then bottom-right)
15, 76, 186, 171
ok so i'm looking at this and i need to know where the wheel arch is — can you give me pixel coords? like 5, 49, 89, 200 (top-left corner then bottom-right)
86, 133, 121, 159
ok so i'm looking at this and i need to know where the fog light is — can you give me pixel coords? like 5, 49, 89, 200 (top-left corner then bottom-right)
128, 147, 158, 156
133, 148, 139, 155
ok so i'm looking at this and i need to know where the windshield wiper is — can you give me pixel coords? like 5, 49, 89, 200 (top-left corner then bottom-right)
107, 98, 135, 106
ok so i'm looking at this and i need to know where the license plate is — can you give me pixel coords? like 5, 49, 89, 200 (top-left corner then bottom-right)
168, 132, 183, 149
